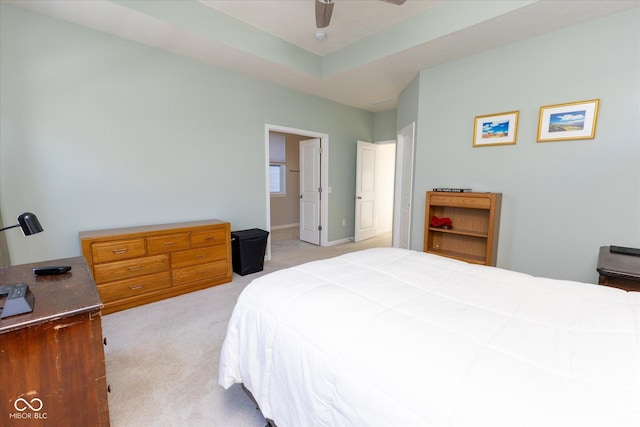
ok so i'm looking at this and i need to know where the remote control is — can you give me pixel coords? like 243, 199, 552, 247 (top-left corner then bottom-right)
610, 246, 640, 257
33, 266, 72, 275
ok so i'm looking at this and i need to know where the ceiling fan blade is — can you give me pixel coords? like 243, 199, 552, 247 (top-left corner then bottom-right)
380, 0, 407, 4
315, 0, 334, 29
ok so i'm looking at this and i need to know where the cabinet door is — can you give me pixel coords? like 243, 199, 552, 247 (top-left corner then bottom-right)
0, 311, 110, 426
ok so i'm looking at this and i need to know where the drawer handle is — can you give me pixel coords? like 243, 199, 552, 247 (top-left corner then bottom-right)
128, 266, 142, 272
112, 248, 128, 254
204, 237, 215, 241
197, 271, 207, 275
196, 254, 206, 259
164, 242, 176, 247
130, 285, 143, 290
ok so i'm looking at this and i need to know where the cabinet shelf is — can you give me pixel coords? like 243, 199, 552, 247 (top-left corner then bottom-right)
428, 226, 488, 239
424, 191, 502, 266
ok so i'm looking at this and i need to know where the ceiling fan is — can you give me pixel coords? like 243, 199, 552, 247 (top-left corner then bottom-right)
315, 0, 407, 29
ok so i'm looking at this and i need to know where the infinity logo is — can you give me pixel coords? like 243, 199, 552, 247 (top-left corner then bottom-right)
14, 398, 43, 412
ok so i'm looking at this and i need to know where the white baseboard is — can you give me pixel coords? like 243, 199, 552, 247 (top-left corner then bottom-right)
325, 237, 354, 246
270, 223, 299, 230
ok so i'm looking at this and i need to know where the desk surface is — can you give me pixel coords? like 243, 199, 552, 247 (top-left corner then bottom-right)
0, 256, 102, 334
597, 246, 640, 281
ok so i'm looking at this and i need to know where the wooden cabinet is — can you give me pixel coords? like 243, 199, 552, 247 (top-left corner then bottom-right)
0, 257, 110, 426
81, 219, 232, 314
596, 246, 640, 291
424, 191, 502, 266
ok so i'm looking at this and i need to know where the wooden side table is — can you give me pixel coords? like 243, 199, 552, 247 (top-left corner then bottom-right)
0, 257, 110, 426
596, 246, 640, 292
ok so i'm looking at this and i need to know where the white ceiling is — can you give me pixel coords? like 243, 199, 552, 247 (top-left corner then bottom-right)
7, 0, 639, 112
200, 0, 439, 56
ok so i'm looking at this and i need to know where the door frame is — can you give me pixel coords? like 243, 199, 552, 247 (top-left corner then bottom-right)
392, 122, 416, 249
265, 124, 329, 260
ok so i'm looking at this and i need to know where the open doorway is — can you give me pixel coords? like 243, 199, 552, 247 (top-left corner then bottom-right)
392, 122, 416, 249
354, 140, 396, 243
354, 122, 415, 249
264, 124, 329, 260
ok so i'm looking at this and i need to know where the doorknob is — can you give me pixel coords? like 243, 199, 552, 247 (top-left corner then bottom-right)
300, 195, 303, 199
356, 196, 362, 199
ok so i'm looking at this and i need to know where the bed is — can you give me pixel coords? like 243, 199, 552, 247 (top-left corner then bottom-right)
219, 248, 640, 426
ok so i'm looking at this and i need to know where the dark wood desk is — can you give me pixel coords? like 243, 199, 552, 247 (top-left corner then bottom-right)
0, 257, 110, 426
597, 246, 640, 292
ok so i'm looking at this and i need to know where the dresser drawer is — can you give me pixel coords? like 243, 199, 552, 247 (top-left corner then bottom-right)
191, 228, 227, 248
98, 272, 172, 303
171, 245, 228, 269
147, 233, 190, 255
172, 260, 229, 286
93, 255, 169, 283
429, 194, 491, 209
80, 219, 232, 314
92, 238, 146, 263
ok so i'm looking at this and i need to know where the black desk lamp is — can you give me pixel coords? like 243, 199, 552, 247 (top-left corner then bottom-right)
0, 212, 43, 319
0, 212, 43, 236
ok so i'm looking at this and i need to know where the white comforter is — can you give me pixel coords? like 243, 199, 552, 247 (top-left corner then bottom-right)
219, 248, 640, 427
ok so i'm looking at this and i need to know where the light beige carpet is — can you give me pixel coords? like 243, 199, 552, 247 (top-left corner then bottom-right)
102, 230, 391, 426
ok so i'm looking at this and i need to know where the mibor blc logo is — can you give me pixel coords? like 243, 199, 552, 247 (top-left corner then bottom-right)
9, 396, 48, 420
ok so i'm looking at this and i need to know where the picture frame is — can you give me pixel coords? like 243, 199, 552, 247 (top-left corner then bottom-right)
537, 99, 599, 142
473, 111, 519, 147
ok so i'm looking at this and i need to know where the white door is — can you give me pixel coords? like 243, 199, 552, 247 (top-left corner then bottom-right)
393, 123, 415, 249
354, 140, 378, 242
299, 138, 321, 245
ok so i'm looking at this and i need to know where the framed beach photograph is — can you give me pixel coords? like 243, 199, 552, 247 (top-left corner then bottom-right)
473, 111, 519, 147
537, 99, 599, 142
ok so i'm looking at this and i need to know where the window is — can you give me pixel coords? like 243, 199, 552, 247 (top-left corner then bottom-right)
269, 164, 286, 195
269, 133, 286, 196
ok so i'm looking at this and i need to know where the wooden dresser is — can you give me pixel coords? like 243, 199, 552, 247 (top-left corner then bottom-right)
0, 257, 110, 426
80, 219, 232, 314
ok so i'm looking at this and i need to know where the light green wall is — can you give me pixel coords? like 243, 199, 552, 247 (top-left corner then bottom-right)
3, 5, 638, 281
0, 5, 374, 265
373, 109, 397, 142
404, 8, 640, 283
397, 75, 420, 132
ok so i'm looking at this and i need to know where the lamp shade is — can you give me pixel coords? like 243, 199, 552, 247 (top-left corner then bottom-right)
17, 212, 43, 235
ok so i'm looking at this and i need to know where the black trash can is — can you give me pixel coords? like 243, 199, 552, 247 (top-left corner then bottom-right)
231, 228, 269, 276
